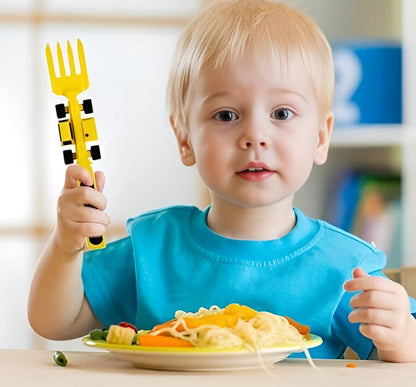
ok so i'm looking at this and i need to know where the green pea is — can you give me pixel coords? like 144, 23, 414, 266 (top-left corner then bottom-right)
53, 351, 67, 367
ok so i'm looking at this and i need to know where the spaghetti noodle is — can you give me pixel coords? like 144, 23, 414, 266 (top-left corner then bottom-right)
148, 304, 308, 351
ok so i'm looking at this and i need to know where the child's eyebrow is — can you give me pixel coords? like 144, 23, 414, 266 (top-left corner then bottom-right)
201, 88, 309, 105
198, 91, 234, 108
268, 88, 309, 103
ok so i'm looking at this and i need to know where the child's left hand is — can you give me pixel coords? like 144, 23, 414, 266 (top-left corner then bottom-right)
344, 267, 416, 360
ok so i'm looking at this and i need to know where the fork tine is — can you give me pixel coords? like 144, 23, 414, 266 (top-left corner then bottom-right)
46, 43, 62, 94
67, 40, 77, 75
45, 44, 57, 82
56, 42, 66, 77
77, 39, 89, 88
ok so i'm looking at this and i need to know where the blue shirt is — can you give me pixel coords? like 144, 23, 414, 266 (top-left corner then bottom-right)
82, 205, 416, 359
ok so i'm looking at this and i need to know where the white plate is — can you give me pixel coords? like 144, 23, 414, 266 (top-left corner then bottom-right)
81, 334, 322, 371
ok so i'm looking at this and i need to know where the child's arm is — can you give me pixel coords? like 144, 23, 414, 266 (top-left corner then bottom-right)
27, 164, 110, 340
344, 267, 416, 362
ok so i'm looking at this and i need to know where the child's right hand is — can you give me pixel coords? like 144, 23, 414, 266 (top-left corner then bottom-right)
55, 164, 110, 255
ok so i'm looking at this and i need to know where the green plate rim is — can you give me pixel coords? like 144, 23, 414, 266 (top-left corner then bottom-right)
81, 334, 322, 354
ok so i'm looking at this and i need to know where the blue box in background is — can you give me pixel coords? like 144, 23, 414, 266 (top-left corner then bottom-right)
332, 41, 402, 125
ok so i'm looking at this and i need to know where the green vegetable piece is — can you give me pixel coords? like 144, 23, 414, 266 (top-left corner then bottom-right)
132, 333, 140, 344
89, 329, 109, 341
53, 351, 67, 367
133, 330, 151, 345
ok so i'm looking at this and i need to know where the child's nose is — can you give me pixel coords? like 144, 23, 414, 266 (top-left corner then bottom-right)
238, 125, 269, 150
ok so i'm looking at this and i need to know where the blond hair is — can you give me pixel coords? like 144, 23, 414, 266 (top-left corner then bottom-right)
167, 0, 334, 134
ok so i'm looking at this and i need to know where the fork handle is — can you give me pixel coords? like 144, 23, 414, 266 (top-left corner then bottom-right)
80, 182, 106, 249
87, 235, 105, 248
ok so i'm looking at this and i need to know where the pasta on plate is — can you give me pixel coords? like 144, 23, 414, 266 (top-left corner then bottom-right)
84, 304, 321, 370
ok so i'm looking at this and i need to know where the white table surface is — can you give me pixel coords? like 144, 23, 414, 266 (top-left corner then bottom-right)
1, 349, 416, 387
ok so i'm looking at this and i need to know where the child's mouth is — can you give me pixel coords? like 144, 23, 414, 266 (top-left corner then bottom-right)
246, 167, 266, 172
236, 167, 274, 181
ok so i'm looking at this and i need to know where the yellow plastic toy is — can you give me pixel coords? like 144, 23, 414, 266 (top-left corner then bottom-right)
46, 39, 106, 250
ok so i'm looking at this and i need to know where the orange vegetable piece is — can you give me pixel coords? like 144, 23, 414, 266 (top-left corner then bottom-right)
151, 304, 257, 335
138, 334, 194, 348
284, 316, 310, 335
346, 362, 357, 368
224, 303, 258, 321
184, 314, 238, 329
151, 319, 185, 333
151, 318, 176, 331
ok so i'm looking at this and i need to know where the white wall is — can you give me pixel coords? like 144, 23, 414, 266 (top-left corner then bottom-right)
0, 0, 204, 350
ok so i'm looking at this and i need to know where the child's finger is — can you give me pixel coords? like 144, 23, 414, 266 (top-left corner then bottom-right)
64, 164, 94, 189
352, 267, 368, 279
359, 322, 391, 342
95, 171, 105, 193
344, 267, 393, 293
345, 274, 398, 293
348, 306, 395, 327
343, 267, 368, 292
349, 289, 396, 311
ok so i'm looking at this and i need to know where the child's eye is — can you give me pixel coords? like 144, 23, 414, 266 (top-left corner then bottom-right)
271, 108, 294, 120
214, 110, 238, 122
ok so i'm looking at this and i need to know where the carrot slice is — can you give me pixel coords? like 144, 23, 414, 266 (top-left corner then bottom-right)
346, 362, 357, 368
138, 334, 194, 348
152, 314, 239, 333
151, 319, 176, 332
150, 319, 186, 334
184, 314, 238, 329
284, 316, 310, 335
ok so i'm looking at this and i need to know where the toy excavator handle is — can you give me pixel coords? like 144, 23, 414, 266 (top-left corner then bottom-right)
80, 182, 106, 249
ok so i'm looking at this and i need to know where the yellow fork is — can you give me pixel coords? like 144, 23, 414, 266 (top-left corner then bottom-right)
46, 39, 106, 250
46, 39, 89, 97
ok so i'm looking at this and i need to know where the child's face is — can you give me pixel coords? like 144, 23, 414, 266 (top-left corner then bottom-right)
175, 54, 333, 210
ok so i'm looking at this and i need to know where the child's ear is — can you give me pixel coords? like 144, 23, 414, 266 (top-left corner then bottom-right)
314, 111, 333, 166
170, 116, 196, 166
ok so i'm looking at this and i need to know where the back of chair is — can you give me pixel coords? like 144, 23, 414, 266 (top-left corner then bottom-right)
384, 267, 416, 299
401, 267, 416, 299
